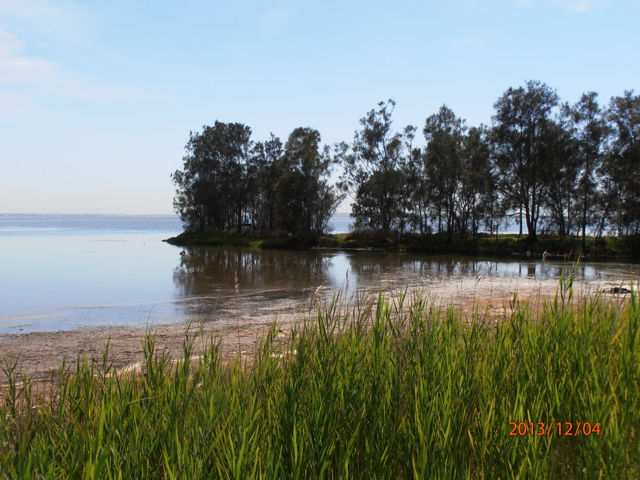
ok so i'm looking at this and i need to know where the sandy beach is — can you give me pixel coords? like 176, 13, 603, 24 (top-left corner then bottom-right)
2, 274, 632, 388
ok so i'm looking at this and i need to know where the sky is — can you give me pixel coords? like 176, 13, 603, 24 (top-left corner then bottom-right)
0, 0, 638, 214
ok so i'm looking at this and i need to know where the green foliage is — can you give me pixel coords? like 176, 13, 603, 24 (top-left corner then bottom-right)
338, 100, 409, 235
606, 91, 640, 236
423, 105, 467, 243
165, 230, 640, 258
275, 128, 344, 238
164, 230, 347, 250
561, 92, 611, 248
172, 124, 342, 238
171, 87, 640, 245
2, 285, 640, 478
492, 80, 561, 243
172, 121, 253, 233
423, 106, 495, 242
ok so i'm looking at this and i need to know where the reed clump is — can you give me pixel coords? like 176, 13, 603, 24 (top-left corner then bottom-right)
1, 281, 639, 479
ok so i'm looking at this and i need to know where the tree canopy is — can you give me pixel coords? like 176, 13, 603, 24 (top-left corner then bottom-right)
172, 123, 342, 237
172, 84, 640, 245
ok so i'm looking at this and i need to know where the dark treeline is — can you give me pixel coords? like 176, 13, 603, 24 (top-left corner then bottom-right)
172, 124, 344, 237
173, 80, 639, 245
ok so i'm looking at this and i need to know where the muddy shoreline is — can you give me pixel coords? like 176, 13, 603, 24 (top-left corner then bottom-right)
0, 313, 300, 387
3, 275, 630, 388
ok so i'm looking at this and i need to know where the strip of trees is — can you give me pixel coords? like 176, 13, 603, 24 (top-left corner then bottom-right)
172, 81, 639, 243
171, 123, 344, 237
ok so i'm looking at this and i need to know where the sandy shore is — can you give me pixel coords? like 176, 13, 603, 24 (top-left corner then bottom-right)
1, 275, 631, 388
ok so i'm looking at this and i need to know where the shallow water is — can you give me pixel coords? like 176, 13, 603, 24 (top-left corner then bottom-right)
0, 214, 637, 334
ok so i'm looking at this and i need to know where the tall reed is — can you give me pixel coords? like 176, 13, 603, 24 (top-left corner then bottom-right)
1, 281, 639, 478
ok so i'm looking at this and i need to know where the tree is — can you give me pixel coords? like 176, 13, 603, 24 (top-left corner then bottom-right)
172, 121, 252, 232
491, 80, 560, 243
540, 120, 575, 238
402, 130, 430, 235
275, 127, 344, 237
459, 125, 494, 239
423, 105, 466, 243
483, 173, 508, 241
562, 92, 611, 248
606, 90, 640, 236
396, 125, 420, 236
248, 134, 283, 231
339, 100, 410, 235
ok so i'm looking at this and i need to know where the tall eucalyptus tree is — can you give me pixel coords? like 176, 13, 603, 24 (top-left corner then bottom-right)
275, 127, 344, 237
562, 92, 611, 248
249, 134, 283, 231
607, 90, 640, 236
541, 120, 575, 238
491, 80, 559, 243
423, 105, 466, 242
459, 125, 493, 239
172, 121, 252, 232
338, 100, 410, 235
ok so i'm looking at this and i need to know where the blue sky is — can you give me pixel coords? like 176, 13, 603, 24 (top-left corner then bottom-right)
0, 0, 638, 214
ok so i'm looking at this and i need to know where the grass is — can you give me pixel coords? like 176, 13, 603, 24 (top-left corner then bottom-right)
1, 277, 640, 478
164, 230, 342, 250
165, 229, 640, 260
337, 231, 639, 258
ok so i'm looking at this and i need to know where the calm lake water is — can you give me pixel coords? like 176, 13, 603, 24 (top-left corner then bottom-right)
0, 213, 637, 334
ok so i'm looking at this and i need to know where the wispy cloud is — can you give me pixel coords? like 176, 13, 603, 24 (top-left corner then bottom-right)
0, 28, 134, 101
0, 90, 48, 115
515, 0, 600, 12
550, 0, 600, 12
0, 1, 133, 104
0, 0, 95, 41
0, 29, 57, 84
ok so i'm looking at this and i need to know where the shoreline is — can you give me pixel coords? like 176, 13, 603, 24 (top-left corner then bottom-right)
165, 231, 640, 262
0, 312, 301, 387
4, 284, 638, 477
3, 274, 635, 386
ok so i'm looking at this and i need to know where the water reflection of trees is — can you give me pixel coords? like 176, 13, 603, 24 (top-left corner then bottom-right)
520, 263, 595, 280
173, 248, 334, 298
171, 249, 621, 322
344, 254, 599, 284
346, 255, 495, 281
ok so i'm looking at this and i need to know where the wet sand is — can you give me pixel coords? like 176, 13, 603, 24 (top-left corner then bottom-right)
2, 274, 632, 389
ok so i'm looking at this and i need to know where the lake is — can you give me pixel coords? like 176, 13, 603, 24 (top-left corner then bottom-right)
0, 213, 637, 335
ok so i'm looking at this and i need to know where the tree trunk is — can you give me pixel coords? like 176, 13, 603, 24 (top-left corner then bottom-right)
519, 204, 523, 237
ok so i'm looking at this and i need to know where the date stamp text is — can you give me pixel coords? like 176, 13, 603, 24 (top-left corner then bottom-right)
509, 422, 601, 436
